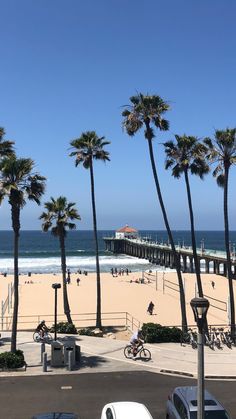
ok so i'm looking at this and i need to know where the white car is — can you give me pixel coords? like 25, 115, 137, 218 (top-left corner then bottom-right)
101, 401, 154, 419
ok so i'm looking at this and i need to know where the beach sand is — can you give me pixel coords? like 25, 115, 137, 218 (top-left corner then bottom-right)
0, 270, 234, 331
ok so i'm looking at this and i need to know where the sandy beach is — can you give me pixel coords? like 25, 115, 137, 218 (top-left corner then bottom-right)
0, 270, 234, 331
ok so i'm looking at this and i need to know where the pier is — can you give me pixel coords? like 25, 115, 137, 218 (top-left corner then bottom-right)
103, 236, 236, 276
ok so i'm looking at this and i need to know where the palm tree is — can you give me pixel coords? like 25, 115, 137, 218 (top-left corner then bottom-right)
204, 128, 236, 337
0, 128, 15, 158
70, 131, 110, 330
40, 196, 81, 324
0, 156, 46, 352
164, 135, 210, 297
122, 93, 187, 331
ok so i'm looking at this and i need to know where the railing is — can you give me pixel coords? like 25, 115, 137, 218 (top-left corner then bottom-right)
1, 283, 14, 329
0, 311, 142, 333
203, 294, 227, 312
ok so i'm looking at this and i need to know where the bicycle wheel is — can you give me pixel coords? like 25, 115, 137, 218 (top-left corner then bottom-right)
124, 345, 133, 359
140, 347, 151, 361
45, 332, 53, 342
33, 332, 41, 342
191, 339, 197, 350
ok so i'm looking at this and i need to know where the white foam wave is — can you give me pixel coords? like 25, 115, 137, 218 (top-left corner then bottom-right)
0, 254, 161, 273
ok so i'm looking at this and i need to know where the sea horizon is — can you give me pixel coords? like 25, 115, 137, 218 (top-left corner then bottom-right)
0, 230, 235, 275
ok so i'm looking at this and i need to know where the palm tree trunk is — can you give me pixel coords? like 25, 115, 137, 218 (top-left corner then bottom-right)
11, 203, 20, 353
147, 135, 187, 332
59, 232, 72, 324
89, 161, 102, 329
184, 170, 203, 297
224, 166, 235, 337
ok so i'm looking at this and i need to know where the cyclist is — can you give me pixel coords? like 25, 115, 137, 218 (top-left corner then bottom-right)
35, 320, 49, 339
130, 329, 144, 359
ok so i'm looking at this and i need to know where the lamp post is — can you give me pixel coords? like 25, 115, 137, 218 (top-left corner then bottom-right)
190, 297, 210, 419
52, 283, 61, 341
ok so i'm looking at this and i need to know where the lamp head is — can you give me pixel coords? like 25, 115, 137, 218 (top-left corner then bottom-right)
190, 297, 209, 324
52, 283, 61, 289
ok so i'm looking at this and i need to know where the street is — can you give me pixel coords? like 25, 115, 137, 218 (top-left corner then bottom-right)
0, 371, 235, 418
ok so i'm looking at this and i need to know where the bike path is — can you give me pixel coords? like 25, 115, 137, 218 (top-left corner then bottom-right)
1, 331, 236, 379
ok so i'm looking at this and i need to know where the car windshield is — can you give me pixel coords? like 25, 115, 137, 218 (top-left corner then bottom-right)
190, 412, 229, 419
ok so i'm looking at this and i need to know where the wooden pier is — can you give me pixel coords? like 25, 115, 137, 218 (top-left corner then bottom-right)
103, 237, 236, 276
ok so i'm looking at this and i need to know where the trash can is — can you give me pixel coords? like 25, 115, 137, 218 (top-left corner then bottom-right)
51, 341, 64, 367
75, 345, 81, 363
64, 341, 76, 367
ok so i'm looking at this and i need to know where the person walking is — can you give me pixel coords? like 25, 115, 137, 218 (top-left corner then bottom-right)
147, 301, 154, 315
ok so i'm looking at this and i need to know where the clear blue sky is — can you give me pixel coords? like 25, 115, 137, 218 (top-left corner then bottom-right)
0, 0, 236, 230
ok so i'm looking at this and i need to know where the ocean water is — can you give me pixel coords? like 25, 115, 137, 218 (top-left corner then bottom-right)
0, 230, 235, 274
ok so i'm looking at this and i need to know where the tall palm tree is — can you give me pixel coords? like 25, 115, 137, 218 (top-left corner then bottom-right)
40, 196, 81, 324
204, 128, 236, 336
122, 93, 187, 331
70, 131, 110, 330
164, 135, 209, 297
0, 156, 46, 352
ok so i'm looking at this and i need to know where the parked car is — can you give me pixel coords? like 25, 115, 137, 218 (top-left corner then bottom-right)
166, 386, 230, 418
101, 401, 154, 419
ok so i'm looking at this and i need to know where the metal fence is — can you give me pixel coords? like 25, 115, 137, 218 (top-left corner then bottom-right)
0, 311, 142, 333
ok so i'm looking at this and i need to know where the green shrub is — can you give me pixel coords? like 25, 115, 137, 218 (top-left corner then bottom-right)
77, 328, 95, 336
50, 322, 77, 334
142, 323, 182, 343
0, 350, 25, 369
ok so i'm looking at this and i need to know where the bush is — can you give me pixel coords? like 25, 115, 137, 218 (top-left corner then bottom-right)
50, 322, 77, 334
0, 350, 25, 370
142, 323, 182, 343
77, 328, 95, 336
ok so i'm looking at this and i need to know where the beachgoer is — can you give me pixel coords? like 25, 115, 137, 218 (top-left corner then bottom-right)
130, 330, 144, 359
147, 301, 154, 315
36, 320, 49, 338
76, 277, 80, 286
67, 269, 71, 284
211, 281, 215, 289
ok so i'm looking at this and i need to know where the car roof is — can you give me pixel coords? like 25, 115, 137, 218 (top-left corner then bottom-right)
175, 386, 225, 412
104, 402, 153, 419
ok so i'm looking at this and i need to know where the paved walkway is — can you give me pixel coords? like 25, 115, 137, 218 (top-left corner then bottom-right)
1, 331, 236, 379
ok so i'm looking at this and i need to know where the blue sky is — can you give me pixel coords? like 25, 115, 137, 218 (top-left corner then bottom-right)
0, 0, 236, 230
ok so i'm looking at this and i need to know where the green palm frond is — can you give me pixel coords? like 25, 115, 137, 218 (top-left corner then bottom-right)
40, 196, 80, 237
164, 134, 209, 180
0, 156, 45, 208
122, 93, 170, 139
70, 131, 110, 169
204, 128, 236, 187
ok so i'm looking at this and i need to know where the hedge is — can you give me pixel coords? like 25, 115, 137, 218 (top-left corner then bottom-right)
142, 323, 182, 343
50, 322, 77, 334
0, 350, 25, 370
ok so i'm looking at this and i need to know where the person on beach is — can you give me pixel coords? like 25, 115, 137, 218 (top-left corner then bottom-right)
147, 301, 154, 315
130, 330, 144, 359
67, 269, 71, 284
76, 277, 80, 286
211, 280, 215, 289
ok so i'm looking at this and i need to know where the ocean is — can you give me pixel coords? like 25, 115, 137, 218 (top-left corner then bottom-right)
0, 230, 235, 274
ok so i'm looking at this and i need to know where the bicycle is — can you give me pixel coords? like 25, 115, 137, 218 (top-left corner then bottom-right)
124, 343, 151, 361
33, 330, 53, 343
180, 328, 197, 349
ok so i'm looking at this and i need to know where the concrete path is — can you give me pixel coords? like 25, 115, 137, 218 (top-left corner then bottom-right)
0, 331, 236, 379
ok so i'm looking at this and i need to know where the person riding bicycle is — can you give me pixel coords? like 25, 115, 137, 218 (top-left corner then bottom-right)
36, 320, 49, 339
130, 329, 144, 358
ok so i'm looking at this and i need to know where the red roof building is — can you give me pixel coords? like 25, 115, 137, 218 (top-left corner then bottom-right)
116, 225, 138, 238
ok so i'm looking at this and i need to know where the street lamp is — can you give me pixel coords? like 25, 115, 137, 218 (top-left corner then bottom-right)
190, 297, 210, 419
52, 283, 61, 341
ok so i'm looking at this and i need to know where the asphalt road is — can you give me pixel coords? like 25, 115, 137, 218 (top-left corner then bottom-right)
0, 371, 235, 419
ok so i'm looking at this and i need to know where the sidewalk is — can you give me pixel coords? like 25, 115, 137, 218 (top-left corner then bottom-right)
1, 331, 236, 379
